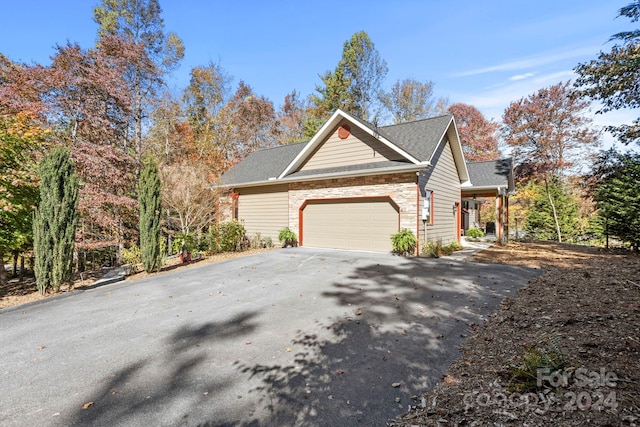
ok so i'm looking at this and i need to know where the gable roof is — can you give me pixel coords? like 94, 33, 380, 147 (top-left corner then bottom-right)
465, 158, 515, 194
220, 109, 470, 187
219, 141, 308, 186
277, 109, 424, 178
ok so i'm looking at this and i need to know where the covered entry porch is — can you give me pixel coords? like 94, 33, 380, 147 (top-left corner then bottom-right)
463, 159, 515, 243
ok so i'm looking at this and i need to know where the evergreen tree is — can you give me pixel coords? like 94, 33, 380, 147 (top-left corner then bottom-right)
524, 179, 579, 242
139, 161, 162, 272
593, 149, 640, 250
33, 148, 79, 294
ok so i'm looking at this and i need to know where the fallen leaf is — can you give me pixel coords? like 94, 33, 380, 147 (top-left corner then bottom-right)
82, 401, 94, 409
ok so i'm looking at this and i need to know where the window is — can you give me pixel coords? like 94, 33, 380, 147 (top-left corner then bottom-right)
231, 191, 239, 220
422, 190, 434, 224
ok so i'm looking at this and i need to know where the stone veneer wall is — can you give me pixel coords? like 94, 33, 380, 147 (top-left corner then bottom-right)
288, 172, 418, 236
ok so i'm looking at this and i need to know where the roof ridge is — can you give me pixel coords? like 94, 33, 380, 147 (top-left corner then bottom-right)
380, 113, 453, 129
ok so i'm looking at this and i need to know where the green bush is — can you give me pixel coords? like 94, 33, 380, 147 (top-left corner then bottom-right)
278, 227, 298, 247
219, 220, 247, 252
423, 240, 463, 257
390, 229, 417, 254
122, 244, 142, 265
466, 227, 484, 238
205, 226, 221, 253
508, 341, 566, 392
172, 232, 197, 254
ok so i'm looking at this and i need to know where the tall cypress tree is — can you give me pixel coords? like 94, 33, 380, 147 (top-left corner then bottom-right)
139, 161, 162, 272
33, 148, 79, 294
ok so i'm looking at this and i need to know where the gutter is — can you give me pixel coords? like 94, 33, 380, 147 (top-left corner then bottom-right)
218, 162, 432, 189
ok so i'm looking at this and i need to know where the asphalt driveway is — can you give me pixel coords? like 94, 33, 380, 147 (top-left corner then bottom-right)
0, 248, 540, 426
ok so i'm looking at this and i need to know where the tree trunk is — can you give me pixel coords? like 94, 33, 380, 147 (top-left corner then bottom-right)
545, 178, 562, 243
12, 252, 18, 278
0, 250, 6, 285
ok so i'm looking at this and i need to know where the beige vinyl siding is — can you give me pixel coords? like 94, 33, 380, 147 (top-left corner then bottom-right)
237, 185, 288, 241
302, 198, 399, 252
420, 139, 461, 245
299, 120, 405, 171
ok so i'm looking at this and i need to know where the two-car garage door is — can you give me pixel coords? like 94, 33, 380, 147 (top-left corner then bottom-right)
301, 198, 399, 252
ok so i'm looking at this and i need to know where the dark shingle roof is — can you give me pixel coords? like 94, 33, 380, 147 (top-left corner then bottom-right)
467, 158, 513, 188
219, 141, 308, 186
379, 114, 453, 161
219, 112, 456, 187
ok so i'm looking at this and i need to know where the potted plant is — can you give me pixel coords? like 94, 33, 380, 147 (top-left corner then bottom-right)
278, 227, 298, 247
174, 232, 196, 263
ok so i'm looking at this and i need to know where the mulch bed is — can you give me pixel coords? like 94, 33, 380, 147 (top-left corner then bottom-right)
390, 241, 640, 426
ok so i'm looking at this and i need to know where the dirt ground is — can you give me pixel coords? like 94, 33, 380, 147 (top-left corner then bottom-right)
391, 241, 640, 427
2, 242, 639, 426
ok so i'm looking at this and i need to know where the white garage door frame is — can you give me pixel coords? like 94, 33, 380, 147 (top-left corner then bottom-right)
299, 196, 400, 252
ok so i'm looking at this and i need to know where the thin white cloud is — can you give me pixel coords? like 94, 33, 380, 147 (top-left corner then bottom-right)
455, 46, 599, 77
509, 72, 536, 81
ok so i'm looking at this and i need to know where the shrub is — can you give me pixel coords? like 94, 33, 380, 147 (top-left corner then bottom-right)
205, 226, 221, 253
508, 340, 566, 392
172, 232, 197, 254
219, 220, 247, 252
122, 244, 142, 265
423, 240, 463, 257
466, 227, 484, 238
390, 229, 417, 255
278, 227, 298, 247
250, 232, 262, 248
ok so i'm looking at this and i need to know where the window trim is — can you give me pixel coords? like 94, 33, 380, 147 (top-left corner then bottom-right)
423, 190, 434, 225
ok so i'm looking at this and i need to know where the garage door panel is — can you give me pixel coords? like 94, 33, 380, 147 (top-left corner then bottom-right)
302, 199, 399, 252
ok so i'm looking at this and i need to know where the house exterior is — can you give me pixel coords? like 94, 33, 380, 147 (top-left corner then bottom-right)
463, 159, 515, 242
219, 109, 512, 253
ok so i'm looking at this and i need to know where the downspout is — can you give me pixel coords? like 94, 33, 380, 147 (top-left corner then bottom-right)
416, 180, 421, 256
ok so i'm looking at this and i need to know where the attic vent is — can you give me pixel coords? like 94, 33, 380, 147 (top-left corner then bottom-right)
338, 124, 351, 139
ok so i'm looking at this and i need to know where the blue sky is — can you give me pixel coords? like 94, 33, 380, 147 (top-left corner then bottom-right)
0, 0, 635, 146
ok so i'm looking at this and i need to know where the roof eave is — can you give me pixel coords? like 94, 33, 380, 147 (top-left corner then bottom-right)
429, 116, 470, 183
222, 162, 431, 189
277, 109, 422, 179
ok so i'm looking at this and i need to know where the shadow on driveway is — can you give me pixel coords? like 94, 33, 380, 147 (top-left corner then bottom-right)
20, 249, 539, 427
226, 254, 538, 425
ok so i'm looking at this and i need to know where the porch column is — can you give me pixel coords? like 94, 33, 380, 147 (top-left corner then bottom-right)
495, 196, 503, 242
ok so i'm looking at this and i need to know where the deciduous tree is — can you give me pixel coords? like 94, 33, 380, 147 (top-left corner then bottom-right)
502, 81, 600, 242
502, 81, 599, 179
448, 103, 500, 161
216, 81, 277, 166
93, 0, 184, 160
0, 114, 44, 285
383, 78, 448, 124
574, 1, 640, 145
41, 38, 139, 253
276, 90, 309, 144
161, 162, 217, 236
